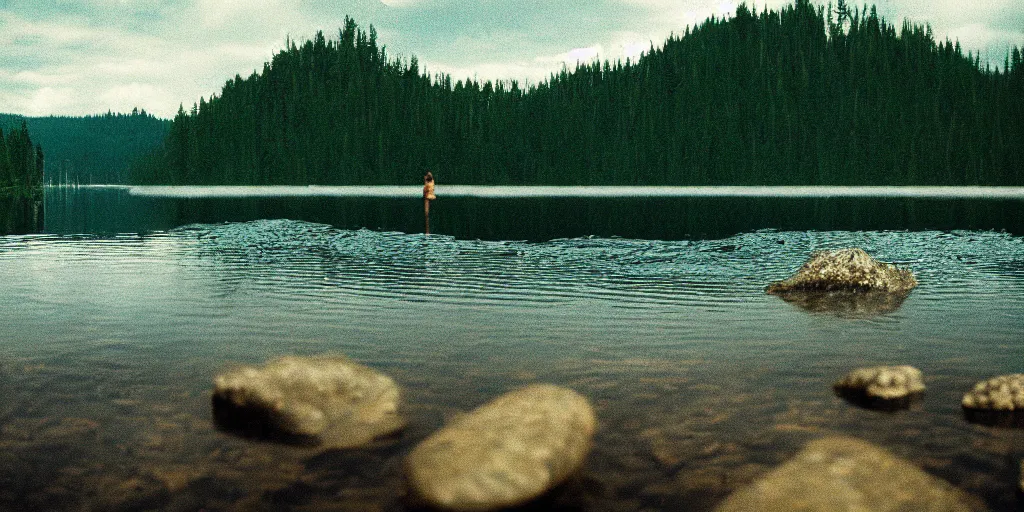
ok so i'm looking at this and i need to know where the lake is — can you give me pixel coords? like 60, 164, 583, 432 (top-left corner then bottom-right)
2, 185, 1023, 511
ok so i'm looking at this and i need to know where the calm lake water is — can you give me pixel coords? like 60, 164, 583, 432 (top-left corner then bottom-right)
2, 186, 1023, 510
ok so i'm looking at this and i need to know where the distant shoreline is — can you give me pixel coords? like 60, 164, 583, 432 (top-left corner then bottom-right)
48, 185, 1024, 200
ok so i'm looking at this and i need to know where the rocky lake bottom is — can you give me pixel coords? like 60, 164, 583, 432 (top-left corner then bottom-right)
2, 212, 1023, 510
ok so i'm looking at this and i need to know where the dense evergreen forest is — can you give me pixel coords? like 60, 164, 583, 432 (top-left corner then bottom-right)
0, 111, 170, 185
0, 121, 43, 198
131, 0, 1024, 186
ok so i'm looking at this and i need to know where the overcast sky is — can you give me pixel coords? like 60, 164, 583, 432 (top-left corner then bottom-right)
1, 0, 1021, 119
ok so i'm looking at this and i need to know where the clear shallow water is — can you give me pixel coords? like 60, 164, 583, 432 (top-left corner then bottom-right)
1, 187, 1024, 510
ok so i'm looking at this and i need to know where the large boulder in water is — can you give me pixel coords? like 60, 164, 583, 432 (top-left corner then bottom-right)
961, 374, 1024, 427
405, 384, 596, 511
767, 248, 917, 294
212, 355, 404, 447
833, 365, 925, 410
714, 436, 981, 512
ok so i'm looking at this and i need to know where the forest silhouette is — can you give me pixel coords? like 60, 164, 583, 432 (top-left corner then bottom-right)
131, 0, 1024, 187
0, 121, 43, 198
0, 111, 170, 185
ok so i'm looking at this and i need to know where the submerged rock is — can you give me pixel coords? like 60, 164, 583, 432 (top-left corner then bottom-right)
767, 248, 917, 294
212, 355, 404, 448
833, 365, 925, 410
961, 374, 1024, 427
405, 384, 596, 511
714, 436, 980, 512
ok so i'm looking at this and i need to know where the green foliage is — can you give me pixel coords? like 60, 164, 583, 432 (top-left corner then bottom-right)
0, 110, 170, 185
0, 121, 43, 198
132, 3, 1024, 186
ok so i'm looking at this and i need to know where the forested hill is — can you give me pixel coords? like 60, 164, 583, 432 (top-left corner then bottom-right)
131, 0, 1024, 186
0, 111, 170, 184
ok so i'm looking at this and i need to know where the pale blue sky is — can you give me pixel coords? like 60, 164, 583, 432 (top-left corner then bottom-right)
0, 0, 1021, 118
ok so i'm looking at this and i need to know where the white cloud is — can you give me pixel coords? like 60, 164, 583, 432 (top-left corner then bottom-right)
12, 70, 78, 86
717, 1, 737, 16
98, 83, 175, 114
567, 45, 603, 63
26, 87, 76, 117
427, 36, 651, 89
536, 45, 605, 65
0, 3, 316, 117
196, 0, 296, 29
0, 0, 1020, 119
620, 41, 649, 60
94, 59, 169, 77
534, 39, 647, 68
0, 13, 103, 46
379, 0, 423, 7
608, 31, 656, 60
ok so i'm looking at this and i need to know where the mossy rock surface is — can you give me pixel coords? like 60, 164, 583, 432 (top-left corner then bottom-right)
212, 355, 403, 448
833, 365, 925, 410
962, 374, 1024, 411
405, 384, 596, 512
715, 436, 982, 512
767, 248, 917, 294
961, 374, 1024, 427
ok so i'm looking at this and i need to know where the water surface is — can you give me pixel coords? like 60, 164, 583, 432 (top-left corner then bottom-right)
1, 186, 1023, 510
41, 185, 1024, 240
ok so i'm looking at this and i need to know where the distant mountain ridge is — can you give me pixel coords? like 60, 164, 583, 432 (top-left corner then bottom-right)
131, 0, 1023, 186
0, 111, 170, 185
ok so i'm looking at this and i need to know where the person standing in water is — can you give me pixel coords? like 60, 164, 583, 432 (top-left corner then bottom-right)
423, 171, 436, 234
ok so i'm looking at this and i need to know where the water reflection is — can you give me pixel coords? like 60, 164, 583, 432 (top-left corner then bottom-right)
962, 409, 1024, 428
832, 385, 925, 411
771, 289, 913, 317
42, 186, 1024, 240
0, 195, 43, 235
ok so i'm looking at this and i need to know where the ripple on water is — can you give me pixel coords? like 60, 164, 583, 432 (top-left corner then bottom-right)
164, 220, 1024, 314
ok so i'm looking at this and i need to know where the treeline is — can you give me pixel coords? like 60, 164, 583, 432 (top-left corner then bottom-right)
131, 0, 1024, 186
0, 121, 43, 198
0, 110, 170, 185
